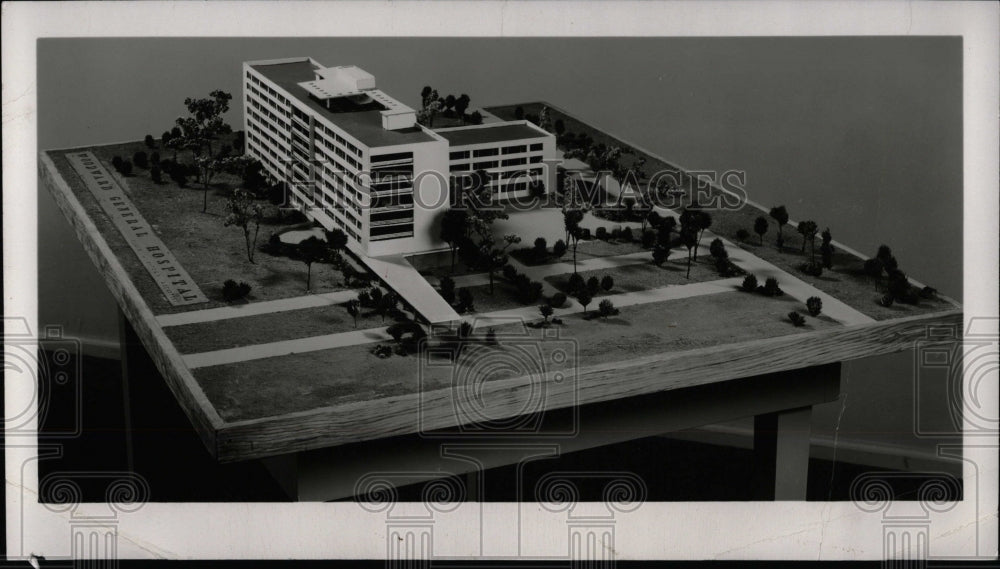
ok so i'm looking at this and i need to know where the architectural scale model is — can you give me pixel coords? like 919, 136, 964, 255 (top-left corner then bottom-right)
243, 57, 557, 257
38, 58, 962, 502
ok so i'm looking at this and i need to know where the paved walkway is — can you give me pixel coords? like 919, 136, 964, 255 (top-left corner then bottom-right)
185, 275, 742, 370
704, 230, 874, 327
183, 327, 393, 369
157, 290, 361, 327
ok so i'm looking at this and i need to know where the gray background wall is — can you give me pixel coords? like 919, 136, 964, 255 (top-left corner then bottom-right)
37, 37, 963, 470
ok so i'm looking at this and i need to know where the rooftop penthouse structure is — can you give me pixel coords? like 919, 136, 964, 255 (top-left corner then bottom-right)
243, 57, 557, 257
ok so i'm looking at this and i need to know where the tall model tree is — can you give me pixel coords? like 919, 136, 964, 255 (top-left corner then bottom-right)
680, 207, 712, 261
297, 236, 328, 292
175, 90, 233, 212
754, 216, 769, 245
439, 208, 469, 272
769, 205, 789, 248
454, 94, 471, 122
223, 188, 264, 263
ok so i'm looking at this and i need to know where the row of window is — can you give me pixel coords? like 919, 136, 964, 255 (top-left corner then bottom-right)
371, 223, 414, 241
247, 83, 291, 120
453, 155, 545, 172
449, 142, 544, 161
247, 72, 290, 107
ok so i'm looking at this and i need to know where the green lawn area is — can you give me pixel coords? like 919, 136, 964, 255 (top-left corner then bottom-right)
164, 301, 400, 354
194, 290, 839, 422
50, 136, 350, 315
486, 102, 958, 321
512, 237, 646, 267
544, 254, 725, 297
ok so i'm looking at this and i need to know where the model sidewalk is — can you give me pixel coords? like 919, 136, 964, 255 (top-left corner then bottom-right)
157, 289, 361, 327
185, 275, 743, 370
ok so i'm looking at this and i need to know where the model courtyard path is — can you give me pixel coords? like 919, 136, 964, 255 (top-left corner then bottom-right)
179, 238, 870, 370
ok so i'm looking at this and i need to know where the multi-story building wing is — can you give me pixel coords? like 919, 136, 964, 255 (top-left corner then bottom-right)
243, 57, 557, 258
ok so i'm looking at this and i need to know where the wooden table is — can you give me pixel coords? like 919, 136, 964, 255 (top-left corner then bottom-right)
39, 142, 963, 502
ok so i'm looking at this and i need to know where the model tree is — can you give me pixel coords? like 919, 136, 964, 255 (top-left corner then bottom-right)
345, 299, 360, 328
753, 216, 768, 245
439, 208, 469, 273
223, 188, 264, 264
769, 205, 789, 248
577, 291, 593, 314
679, 224, 698, 278
455, 94, 470, 122
539, 304, 554, 324
797, 220, 818, 256
598, 298, 619, 319
680, 207, 711, 261
173, 90, 234, 212
539, 106, 553, 132
297, 236, 328, 291
819, 228, 834, 269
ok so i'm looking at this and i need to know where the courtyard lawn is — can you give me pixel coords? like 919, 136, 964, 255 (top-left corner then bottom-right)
487, 102, 958, 321
164, 301, 402, 354
50, 137, 349, 315
512, 237, 647, 267
194, 290, 840, 422
544, 254, 725, 297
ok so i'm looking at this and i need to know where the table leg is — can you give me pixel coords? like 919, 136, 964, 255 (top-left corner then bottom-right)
118, 309, 135, 474
753, 405, 813, 500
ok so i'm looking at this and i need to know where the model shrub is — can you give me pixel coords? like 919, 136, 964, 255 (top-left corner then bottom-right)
549, 292, 567, 308
150, 151, 160, 165
144, 134, 155, 148
386, 321, 426, 348
514, 277, 543, 304
879, 294, 895, 307
440, 276, 456, 304
801, 261, 823, 277
620, 226, 633, 241
580, 227, 592, 240
150, 165, 162, 184
586, 276, 601, 295
736, 228, 750, 243
533, 237, 547, 258
741, 274, 758, 292
919, 286, 938, 300
133, 151, 148, 169
595, 227, 609, 240
495, 263, 512, 281
601, 275, 614, 292
652, 245, 670, 266
807, 296, 823, 317
222, 279, 252, 302
642, 229, 656, 249
863, 258, 884, 279
788, 312, 806, 327
120, 160, 133, 176
548, 239, 566, 258
458, 321, 474, 339
485, 328, 497, 345
567, 273, 585, 296
161, 131, 172, 145
716, 256, 742, 277
709, 238, 726, 259
610, 228, 622, 240
169, 168, 187, 187
111, 156, 123, 171
457, 288, 474, 312
598, 299, 619, 319
761, 277, 783, 297
370, 344, 393, 359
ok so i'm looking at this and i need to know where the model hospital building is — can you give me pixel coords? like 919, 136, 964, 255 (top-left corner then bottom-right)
243, 57, 557, 257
